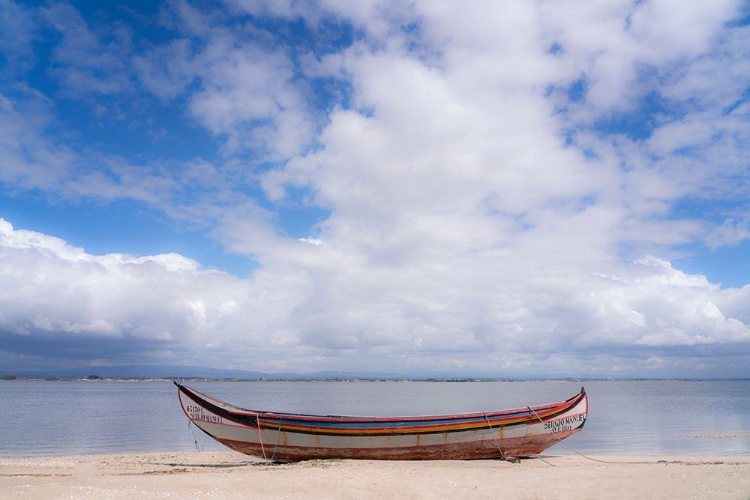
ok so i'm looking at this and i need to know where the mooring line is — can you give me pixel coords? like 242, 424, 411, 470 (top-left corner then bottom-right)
188, 420, 203, 452
526, 406, 632, 465
526, 406, 611, 464
255, 414, 268, 460
270, 422, 282, 461
483, 412, 507, 461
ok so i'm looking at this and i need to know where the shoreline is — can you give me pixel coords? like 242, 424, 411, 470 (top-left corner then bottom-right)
2, 451, 749, 499
4, 377, 750, 382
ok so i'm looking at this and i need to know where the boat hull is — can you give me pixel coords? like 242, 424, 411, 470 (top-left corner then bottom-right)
176, 382, 587, 462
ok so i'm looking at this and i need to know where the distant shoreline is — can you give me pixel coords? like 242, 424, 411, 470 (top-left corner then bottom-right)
2, 375, 749, 382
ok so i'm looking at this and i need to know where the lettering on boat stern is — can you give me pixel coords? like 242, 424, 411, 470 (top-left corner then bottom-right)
185, 404, 222, 424
543, 414, 585, 433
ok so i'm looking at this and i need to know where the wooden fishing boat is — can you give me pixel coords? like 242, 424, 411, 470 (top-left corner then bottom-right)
175, 382, 587, 462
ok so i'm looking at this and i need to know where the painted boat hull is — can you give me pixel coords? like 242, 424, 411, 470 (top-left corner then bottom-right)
175, 382, 587, 462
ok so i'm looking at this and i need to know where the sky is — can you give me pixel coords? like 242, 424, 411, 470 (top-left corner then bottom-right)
1, 0, 749, 378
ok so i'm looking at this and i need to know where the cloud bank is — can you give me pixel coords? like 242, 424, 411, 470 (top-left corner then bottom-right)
0, 0, 749, 377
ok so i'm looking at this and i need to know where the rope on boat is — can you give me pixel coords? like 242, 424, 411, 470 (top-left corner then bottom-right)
255, 413, 268, 460
270, 423, 282, 462
524, 406, 682, 466
526, 406, 612, 465
188, 420, 203, 452
483, 412, 508, 461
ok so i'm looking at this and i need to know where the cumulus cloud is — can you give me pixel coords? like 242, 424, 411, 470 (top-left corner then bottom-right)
1, 218, 748, 376
0, 0, 749, 377
0, 219, 309, 368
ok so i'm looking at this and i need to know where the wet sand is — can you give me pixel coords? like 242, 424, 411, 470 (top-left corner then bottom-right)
2, 451, 749, 499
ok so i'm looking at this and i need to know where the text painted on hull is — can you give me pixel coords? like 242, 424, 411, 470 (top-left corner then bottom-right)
543, 414, 585, 432
186, 405, 222, 424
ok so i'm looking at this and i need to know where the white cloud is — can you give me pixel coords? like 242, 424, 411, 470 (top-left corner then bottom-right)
706, 219, 750, 249
0, 0, 36, 78
40, 2, 133, 96
132, 39, 197, 100
3, 216, 747, 376
0, 219, 308, 364
187, 41, 313, 158
1, 0, 749, 377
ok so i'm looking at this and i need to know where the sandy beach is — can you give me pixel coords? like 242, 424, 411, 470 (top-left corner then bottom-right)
2, 451, 749, 500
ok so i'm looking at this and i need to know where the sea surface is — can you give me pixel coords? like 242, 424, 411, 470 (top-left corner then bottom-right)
1, 379, 748, 458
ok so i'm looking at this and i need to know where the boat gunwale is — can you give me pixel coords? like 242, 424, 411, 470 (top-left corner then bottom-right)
176, 381, 586, 433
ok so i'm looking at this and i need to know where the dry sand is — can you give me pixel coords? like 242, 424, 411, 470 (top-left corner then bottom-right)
2, 451, 749, 500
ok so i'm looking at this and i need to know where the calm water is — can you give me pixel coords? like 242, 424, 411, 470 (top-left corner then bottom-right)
1, 380, 748, 457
